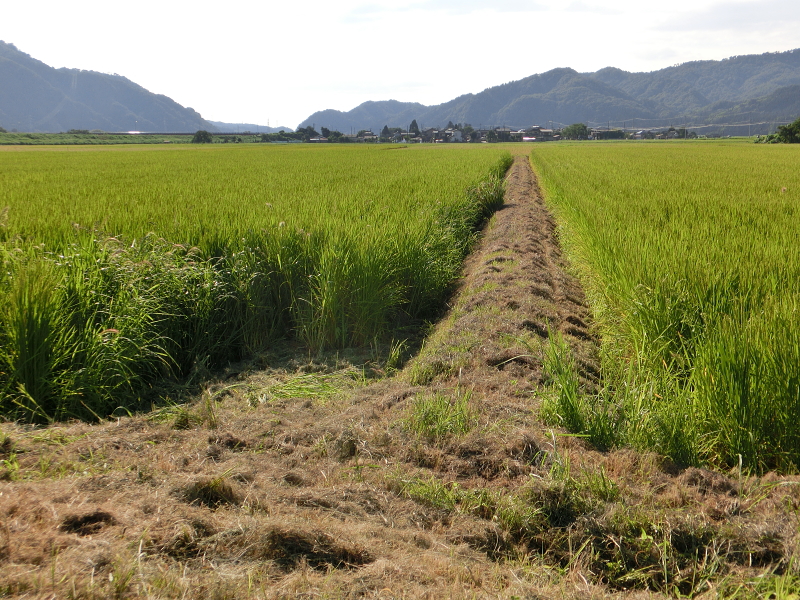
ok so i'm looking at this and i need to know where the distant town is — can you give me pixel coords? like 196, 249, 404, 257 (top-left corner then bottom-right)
231, 123, 706, 144
0, 123, 713, 146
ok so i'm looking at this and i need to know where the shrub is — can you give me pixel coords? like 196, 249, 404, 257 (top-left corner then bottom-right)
191, 130, 213, 144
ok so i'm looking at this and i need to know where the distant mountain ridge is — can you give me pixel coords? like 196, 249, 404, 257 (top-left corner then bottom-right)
298, 49, 800, 134
207, 121, 293, 134
0, 41, 214, 133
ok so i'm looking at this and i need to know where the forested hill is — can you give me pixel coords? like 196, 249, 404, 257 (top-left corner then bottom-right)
298, 49, 800, 132
0, 41, 215, 133
207, 121, 294, 134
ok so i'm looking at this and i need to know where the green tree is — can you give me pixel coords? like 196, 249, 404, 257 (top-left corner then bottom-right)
562, 123, 589, 140
296, 126, 320, 141
0, 126, 6, 133
409, 120, 420, 135
381, 125, 390, 138
776, 117, 800, 143
321, 127, 331, 138
191, 130, 213, 144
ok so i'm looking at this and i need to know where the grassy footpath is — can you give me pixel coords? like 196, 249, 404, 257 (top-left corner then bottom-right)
0, 144, 512, 422
530, 141, 800, 472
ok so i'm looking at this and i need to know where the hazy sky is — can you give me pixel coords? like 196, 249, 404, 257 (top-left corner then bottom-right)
2, 0, 798, 128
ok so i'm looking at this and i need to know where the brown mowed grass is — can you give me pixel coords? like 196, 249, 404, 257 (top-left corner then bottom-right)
1, 157, 800, 599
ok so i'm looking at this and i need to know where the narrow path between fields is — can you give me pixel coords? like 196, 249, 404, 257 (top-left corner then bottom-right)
409, 153, 600, 396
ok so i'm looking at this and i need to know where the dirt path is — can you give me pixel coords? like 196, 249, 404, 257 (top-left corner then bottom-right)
410, 154, 599, 394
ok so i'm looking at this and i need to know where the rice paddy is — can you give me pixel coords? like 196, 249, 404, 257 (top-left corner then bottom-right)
531, 141, 800, 472
6, 136, 800, 474
0, 143, 512, 422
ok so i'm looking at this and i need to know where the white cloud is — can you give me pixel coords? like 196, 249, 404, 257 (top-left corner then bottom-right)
343, 3, 391, 23
414, 0, 546, 14
662, 0, 800, 30
565, 1, 623, 15
344, 0, 545, 21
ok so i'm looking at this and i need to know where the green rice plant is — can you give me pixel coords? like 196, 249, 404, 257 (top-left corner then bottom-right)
541, 332, 617, 451
531, 142, 800, 471
541, 332, 584, 433
0, 145, 512, 421
0, 259, 67, 421
692, 300, 800, 471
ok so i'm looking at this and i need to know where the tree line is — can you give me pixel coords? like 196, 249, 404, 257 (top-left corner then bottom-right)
757, 116, 800, 143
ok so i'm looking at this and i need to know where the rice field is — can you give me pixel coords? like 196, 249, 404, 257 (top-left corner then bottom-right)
531, 141, 800, 472
0, 143, 512, 422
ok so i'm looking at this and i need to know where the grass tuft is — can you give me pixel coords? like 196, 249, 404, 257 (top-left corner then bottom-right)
181, 472, 241, 508
405, 388, 477, 440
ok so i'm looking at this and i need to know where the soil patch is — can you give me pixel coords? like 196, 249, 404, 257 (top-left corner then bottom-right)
59, 510, 118, 536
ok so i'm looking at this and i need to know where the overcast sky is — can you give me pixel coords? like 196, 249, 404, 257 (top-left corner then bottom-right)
2, 0, 798, 128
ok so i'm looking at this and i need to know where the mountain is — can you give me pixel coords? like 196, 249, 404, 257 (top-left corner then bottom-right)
208, 121, 294, 134
298, 49, 800, 134
699, 84, 800, 133
0, 41, 215, 133
589, 52, 800, 106
298, 100, 426, 133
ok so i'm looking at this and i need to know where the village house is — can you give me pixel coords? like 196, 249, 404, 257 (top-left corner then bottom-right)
522, 125, 556, 141
356, 121, 568, 144
445, 128, 463, 142
420, 128, 437, 143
